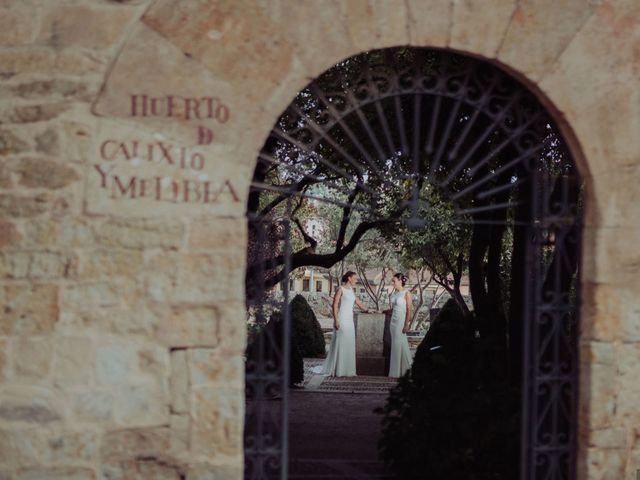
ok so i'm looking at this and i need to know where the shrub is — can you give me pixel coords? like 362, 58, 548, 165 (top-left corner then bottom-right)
377, 299, 519, 479
246, 310, 304, 387
290, 294, 326, 358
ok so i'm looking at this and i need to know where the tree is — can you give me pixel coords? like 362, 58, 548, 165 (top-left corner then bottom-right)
351, 230, 399, 311
384, 185, 473, 317
405, 266, 447, 330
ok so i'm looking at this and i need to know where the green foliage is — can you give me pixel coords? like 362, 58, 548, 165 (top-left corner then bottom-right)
290, 294, 326, 358
377, 300, 519, 479
246, 310, 304, 387
388, 185, 471, 275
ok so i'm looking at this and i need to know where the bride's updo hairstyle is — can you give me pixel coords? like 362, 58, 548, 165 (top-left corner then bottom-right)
341, 271, 357, 284
393, 272, 408, 286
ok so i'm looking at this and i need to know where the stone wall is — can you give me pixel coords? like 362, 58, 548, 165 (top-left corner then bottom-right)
0, 1, 638, 479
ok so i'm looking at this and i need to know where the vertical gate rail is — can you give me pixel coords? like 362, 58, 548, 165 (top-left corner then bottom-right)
244, 213, 291, 480
522, 164, 581, 480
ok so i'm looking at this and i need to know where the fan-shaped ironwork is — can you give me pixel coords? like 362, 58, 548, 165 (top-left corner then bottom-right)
244, 48, 581, 480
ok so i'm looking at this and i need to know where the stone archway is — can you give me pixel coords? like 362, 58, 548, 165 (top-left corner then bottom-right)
79, 3, 628, 477
2, 1, 637, 479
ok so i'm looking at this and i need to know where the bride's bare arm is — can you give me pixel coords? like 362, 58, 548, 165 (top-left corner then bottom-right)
332, 288, 342, 329
355, 297, 369, 313
403, 291, 412, 333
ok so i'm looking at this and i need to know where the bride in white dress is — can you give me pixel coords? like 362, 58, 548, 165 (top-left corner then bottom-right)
312, 271, 370, 377
387, 273, 413, 377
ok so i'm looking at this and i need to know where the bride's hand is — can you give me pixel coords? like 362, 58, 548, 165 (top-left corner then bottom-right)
402, 325, 409, 334
334, 322, 340, 331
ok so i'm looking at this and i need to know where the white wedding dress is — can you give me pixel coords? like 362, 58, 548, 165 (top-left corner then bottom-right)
388, 289, 413, 377
312, 286, 357, 377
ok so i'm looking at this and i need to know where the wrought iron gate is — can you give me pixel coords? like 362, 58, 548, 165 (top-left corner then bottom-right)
244, 48, 581, 480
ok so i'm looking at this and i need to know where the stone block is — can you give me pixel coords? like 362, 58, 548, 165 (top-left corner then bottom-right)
217, 301, 248, 354
587, 165, 640, 229
71, 390, 114, 423
35, 128, 59, 155
12, 337, 53, 382
584, 427, 626, 449
0, 386, 61, 424
37, 5, 136, 49
539, 1, 640, 175
96, 344, 133, 385
498, 0, 594, 81
342, 0, 409, 51
100, 427, 170, 462
0, 252, 29, 278
0, 48, 106, 78
0, 252, 78, 280
188, 217, 246, 250
586, 226, 640, 288
10, 79, 93, 102
169, 349, 189, 414
58, 304, 159, 337
0, 160, 11, 187
628, 449, 640, 480
102, 460, 183, 480
79, 249, 143, 279
157, 306, 219, 348
405, 0, 451, 47
173, 252, 244, 303
263, 0, 355, 78
450, 0, 517, 57
54, 337, 94, 387
142, 0, 294, 105
61, 120, 93, 165
15, 467, 96, 480
0, 103, 69, 125
0, 128, 29, 156
115, 383, 169, 427
0, 219, 21, 248
9, 158, 80, 189
42, 430, 99, 465
580, 361, 617, 429
24, 218, 95, 248
63, 282, 119, 308
137, 346, 170, 380
169, 413, 189, 454
93, 22, 240, 124
0, 7, 36, 46
188, 349, 243, 388
0, 338, 6, 382
0, 284, 59, 336
615, 343, 640, 424
88, 22, 254, 222
0, 428, 43, 469
143, 251, 178, 302
0, 193, 56, 217
580, 341, 615, 367
190, 387, 242, 457
581, 447, 625, 480
187, 463, 242, 480
97, 217, 184, 249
